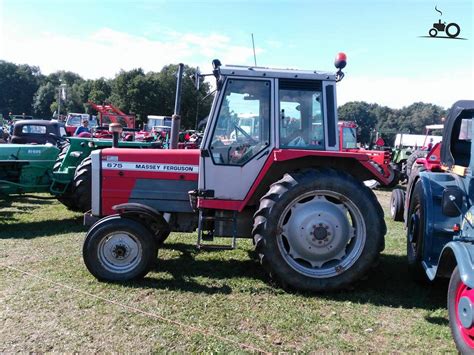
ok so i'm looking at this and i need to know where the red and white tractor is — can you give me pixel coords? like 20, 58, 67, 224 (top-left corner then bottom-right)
82, 55, 389, 292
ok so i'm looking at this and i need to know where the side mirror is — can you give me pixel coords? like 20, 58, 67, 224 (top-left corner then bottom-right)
212, 58, 222, 80
442, 186, 464, 217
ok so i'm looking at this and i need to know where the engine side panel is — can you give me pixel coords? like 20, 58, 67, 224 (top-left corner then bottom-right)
100, 148, 199, 215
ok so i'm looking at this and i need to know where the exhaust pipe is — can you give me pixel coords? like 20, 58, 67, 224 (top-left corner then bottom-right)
109, 123, 123, 148
170, 63, 184, 149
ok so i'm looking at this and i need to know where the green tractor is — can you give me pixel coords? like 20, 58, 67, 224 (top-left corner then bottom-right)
50, 136, 161, 211
391, 124, 443, 182
0, 136, 161, 211
0, 144, 60, 196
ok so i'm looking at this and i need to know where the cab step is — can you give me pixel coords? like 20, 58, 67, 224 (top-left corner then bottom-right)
196, 210, 237, 250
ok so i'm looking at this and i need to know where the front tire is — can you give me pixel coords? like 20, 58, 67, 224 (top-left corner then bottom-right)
448, 267, 474, 353
253, 169, 386, 292
83, 216, 157, 281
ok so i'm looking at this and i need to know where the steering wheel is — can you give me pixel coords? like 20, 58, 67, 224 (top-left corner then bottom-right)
228, 143, 251, 165
234, 124, 257, 145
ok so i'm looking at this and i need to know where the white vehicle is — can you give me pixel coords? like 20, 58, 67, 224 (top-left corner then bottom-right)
146, 115, 172, 132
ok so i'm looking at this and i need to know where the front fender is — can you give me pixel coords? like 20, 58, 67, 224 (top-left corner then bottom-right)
112, 203, 170, 232
437, 241, 474, 288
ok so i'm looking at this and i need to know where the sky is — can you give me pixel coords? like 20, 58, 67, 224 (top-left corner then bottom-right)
0, 0, 472, 109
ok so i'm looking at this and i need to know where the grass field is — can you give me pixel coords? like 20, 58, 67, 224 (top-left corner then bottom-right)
0, 191, 455, 352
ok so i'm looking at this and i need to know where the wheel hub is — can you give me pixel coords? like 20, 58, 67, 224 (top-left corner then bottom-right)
313, 225, 328, 241
455, 278, 474, 348
98, 232, 142, 273
112, 244, 129, 259
458, 296, 474, 329
280, 194, 355, 269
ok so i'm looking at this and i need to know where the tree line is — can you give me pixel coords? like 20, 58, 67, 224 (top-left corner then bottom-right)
1, 60, 446, 142
0, 60, 213, 129
338, 101, 446, 145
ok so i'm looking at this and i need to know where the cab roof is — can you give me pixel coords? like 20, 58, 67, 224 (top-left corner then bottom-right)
220, 65, 336, 81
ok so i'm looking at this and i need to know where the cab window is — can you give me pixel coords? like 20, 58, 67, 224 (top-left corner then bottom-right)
452, 115, 472, 167
209, 79, 271, 166
279, 80, 324, 149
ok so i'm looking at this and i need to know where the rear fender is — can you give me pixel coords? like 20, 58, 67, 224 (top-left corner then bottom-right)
112, 203, 171, 236
409, 172, 466, 273
436, 241, 474, 288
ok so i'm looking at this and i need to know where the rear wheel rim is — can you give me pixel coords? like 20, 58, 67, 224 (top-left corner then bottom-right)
276, 190, 366, 278
97, 231, 143, 274
455, 279, 474, 348
408, 205, 420, 257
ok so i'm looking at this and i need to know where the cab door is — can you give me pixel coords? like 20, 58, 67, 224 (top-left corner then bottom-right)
199, 77, 274, 201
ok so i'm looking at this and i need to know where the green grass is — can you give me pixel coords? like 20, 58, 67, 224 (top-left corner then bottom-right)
0, 191, 455, 352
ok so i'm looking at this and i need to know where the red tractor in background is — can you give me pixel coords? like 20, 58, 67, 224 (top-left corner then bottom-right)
82, 55, 390, 292
339, 121, 395, 187
87, 101, 136, 139
64, 103, 136, 138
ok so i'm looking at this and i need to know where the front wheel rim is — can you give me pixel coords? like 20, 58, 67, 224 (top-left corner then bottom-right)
276, 190, 366, 278
390, 196, 397, 216
455, 279, 474, 348
98, 231, 143, 274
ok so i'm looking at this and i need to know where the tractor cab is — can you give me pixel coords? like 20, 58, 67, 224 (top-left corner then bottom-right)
198, 62, 342, 202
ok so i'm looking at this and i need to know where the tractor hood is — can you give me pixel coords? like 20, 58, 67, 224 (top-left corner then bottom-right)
100, 148, 200, 177
0, 144, 59, 161
98, 148, 200, 216
441, 100, 474, 168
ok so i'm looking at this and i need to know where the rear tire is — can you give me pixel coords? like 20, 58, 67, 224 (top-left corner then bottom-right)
83, 216, 157, 281
406, 181, 427, 281
72, 156, 92, 212
253, 168, 386, 292
448, 266, 474, 353
446, 23, 461, 38
390, 188, 405, 222
386, 163, 401, 188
